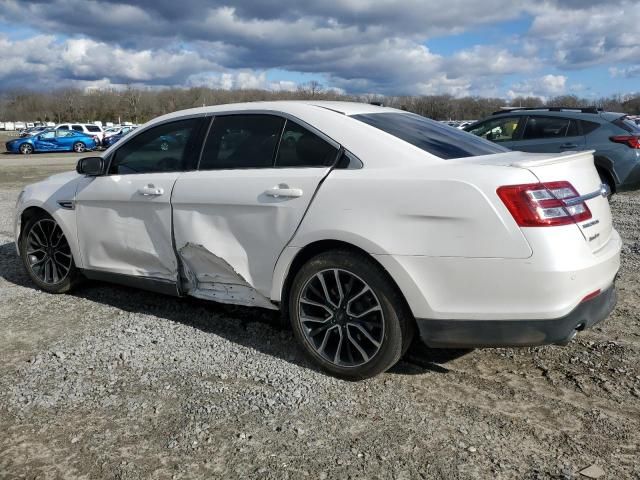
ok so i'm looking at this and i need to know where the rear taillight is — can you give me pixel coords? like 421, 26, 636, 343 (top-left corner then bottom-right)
610, 135, 640, 149
497, 181, 591, 227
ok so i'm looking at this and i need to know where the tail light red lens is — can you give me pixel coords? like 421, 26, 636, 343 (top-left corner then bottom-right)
497, 181, 592, 227
609, 135, 640, 149
580, 289, 601, 303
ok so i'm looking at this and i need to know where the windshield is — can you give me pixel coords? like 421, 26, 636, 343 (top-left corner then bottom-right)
351, 112, 508, 159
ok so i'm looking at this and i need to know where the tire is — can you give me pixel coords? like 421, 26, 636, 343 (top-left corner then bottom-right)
288, 250, 414, 380
73, 142, 86, 153
19, 143, 33, 154
19, 211, 81, 293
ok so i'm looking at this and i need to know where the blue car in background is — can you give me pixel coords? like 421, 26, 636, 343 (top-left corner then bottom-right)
5, 129, 97, 154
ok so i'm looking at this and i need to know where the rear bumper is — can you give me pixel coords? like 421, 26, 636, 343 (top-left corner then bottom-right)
417, 283, 616, 348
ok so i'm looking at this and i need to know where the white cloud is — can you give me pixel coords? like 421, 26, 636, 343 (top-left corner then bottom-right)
507, 74, 568, 100
0, 0, 635, 96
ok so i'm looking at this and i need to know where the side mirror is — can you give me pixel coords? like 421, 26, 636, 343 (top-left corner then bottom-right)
76, 156, 104, 176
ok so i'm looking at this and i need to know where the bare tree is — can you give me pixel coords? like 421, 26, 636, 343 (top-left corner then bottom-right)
1, 87, 639, 124
123, 86, 142, 123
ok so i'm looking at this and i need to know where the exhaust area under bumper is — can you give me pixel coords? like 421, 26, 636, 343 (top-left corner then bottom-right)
416, 283, 617, 348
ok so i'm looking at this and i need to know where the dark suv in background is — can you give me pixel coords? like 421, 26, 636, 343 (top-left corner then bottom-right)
464, 107, 640, 193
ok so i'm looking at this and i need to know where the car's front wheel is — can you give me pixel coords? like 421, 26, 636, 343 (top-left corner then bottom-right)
73, 142, 86, 153
19, 143, 33, 154
19, 212, 81, 293
289, 250, 413, 380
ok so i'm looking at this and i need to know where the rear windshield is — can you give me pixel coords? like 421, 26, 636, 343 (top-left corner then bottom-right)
613, 116, 640, 133
351, 112, 508, 159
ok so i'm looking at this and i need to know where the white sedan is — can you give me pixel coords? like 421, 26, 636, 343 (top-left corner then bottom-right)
14, 101, 620, 379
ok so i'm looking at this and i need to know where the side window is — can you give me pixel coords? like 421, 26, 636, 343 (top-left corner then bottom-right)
466, 117, 522, 142
56, 130, 73, 137
71, 125, 83, 132
57, 125, 69, 131
200, 114, 284, 170
86, 125, 101, 133
522, 116, 574, 140
275, 120, 338, 167
109, 118, 201, 175
581, 120, 601, 135
40, 131, 55, 139
566, 119, 579, 137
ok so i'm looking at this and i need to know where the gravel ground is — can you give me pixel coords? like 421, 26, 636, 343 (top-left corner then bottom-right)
1, 155, 639, 479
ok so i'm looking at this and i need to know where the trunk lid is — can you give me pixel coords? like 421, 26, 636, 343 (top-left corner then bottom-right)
455, 150, 613, 253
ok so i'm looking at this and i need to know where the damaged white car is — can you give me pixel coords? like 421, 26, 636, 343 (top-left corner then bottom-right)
15, 101, 621, 379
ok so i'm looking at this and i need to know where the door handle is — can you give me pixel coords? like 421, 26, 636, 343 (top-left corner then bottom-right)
265, 184, 303, 198
138, 184, 164, 196
559, 143, 578, 149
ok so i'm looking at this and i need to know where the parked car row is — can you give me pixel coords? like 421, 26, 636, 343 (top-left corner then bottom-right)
5, 124, 138, 154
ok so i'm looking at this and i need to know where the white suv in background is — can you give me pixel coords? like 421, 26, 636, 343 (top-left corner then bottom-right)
56, 123, 105, 145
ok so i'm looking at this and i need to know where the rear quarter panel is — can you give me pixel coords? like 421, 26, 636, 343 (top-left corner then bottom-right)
289, 162, 536, 258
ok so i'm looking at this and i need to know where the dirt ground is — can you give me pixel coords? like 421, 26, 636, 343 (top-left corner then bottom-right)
0, 152, 639, 479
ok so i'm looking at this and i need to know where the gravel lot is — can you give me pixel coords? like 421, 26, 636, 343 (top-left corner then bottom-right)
1, 152, 639, 479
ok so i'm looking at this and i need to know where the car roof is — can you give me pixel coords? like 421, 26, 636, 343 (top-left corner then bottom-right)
490, 108, 625, 123
103, 101, 443, 168
149, 100, 397, 123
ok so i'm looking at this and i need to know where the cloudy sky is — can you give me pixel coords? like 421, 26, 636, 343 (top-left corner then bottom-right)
0, 0, 637, 98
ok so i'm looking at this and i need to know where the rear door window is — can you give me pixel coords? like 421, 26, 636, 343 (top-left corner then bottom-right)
72, 125, 84, 132
580, 120, 600, 135
353, 112, 507, 159
199, 114, 284, 170
275, 120, 338, 167
521, 117, 579, 140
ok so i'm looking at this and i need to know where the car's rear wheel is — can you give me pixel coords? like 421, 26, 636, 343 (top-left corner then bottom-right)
19, 143, 33, 154
289, 250, 412, 380
19, 212, 81, 293
73, 142, 86, 153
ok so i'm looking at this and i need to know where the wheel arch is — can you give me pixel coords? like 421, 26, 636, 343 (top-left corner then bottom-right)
276, 239, 417, 330
18, 204, 82, 268
593, 155, 617, 193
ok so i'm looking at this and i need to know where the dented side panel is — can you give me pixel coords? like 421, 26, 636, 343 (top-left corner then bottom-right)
171, 168, 331, 308
179, 243, 277, 309
75, 173, 181, 280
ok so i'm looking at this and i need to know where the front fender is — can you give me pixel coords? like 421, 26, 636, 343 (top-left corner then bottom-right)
15, 172, 88, 268
15, 199, 83, 270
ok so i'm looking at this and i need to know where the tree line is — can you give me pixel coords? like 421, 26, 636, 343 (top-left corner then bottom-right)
1, 83, 639, 124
